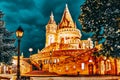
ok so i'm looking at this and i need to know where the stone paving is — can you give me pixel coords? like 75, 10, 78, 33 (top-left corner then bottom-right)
0, 74, 13, 79
31, 76, 120, 80
0, 72, 120, 80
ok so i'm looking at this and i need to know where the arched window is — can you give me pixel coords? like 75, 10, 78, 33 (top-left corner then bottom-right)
57, 59, 60, 63
49, 35, 54, 45
54, 59, 57, 64
106, 59, 111, 71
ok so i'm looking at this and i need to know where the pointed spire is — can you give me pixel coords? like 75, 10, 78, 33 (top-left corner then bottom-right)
50, 12, 54, 21
48, 11, 56, 24
38, 49, 40, 53
59, 4, 75, 29
65, 4, 69, 11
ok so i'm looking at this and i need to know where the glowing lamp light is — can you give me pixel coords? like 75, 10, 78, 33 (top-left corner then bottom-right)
16, 26, 24, 39
107, 59, 110, 62
89, 60, 92, 62
73, 65, 76, 69
15, 26, 24, 80
29, 48, 33, 52
66, 67, 69, 71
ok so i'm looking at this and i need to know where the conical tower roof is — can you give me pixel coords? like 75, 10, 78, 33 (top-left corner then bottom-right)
59, 4, 75, 29
48, 12, 56, 24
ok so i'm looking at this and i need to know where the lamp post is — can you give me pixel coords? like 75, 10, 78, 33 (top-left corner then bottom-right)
16, 26, 24, 80
49, 50, 53, 71
29, 48, 33, 57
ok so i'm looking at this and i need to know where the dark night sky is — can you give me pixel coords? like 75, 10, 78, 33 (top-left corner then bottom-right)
0, 0, 92, 57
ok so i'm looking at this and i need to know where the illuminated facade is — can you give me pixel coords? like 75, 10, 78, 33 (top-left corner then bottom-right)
45, 4, 93, 50
30, 4, 120, 75
12, 56, 32, 74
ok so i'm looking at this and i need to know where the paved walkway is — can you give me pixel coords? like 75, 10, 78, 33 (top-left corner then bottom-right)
0, 74, 14, 79
23, 71, 120, 80
0, 71, 120, 80
31, 76, 120, 80
22, 70, 58, 77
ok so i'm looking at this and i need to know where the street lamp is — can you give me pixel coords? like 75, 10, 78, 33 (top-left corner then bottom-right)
29, 48, 33, 57
16, 26, 24, 80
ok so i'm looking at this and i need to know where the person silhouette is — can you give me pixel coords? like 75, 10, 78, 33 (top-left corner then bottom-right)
40, 63, 43, 71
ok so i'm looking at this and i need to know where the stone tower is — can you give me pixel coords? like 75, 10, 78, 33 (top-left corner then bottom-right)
44, 4, 92, 50
45, 12, 57, 47
57, 4, 82, 49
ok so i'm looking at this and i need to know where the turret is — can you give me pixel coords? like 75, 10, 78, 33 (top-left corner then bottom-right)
45, 12, 57, 47
58, 4, 75, 29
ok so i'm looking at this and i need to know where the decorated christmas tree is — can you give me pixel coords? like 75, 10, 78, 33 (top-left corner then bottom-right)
0, 11, 16, 64
79, 0, 120, 57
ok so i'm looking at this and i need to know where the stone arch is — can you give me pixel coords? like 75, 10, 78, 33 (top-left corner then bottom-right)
88, 63, 94, 75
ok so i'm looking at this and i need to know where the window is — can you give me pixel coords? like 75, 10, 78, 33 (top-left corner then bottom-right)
50, 36, 54, 43
57, 59, 60, 63
44, 59, 47, 64
48, 35, 54, 45
81, 63, 85, 70
106, 59, 111, 71
54, 59, 57, 64
46, 59, 49, 64
101, 60, 105, 71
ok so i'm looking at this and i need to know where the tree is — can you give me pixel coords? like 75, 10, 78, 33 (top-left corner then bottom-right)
79, 0, 120, 57
0, 11, 16, 64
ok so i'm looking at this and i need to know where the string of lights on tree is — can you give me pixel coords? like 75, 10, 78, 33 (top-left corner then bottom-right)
79, 0, 120, 57
0, 11, 17, 64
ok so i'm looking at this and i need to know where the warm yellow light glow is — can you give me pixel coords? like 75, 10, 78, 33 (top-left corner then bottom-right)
81, 63, 85, 70
16, 26, 24, 38
54, 59, 57, 63
29, 4, 120, 75
89, 60, 92, 62
59, 69, 61, 72
73, 65, 76, 69
88, 38, 91, 41
29, 48, 33, 52
107, 59, 110, 62
66, 66, 69, 71
12, 60, 17, 64
104, 57, 107, 60
57, 59, 60, 62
